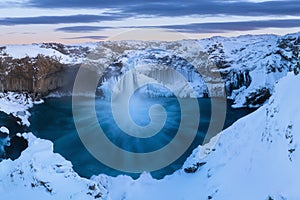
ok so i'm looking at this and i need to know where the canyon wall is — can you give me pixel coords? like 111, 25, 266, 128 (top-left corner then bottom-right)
0, 55, 79, 97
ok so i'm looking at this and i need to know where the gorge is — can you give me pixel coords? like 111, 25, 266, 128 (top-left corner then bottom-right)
0, 32, 299, 200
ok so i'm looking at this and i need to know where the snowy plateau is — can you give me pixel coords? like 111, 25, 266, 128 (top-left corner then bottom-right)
0, 32, 299, 200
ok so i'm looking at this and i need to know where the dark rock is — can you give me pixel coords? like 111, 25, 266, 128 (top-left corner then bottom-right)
89, 184, 96, 191
95, 193, 102, 199
5, 135, 28, 160
0, 55, 62, 96
0, 55, 89, 97
288, 148, 295, 153
245, 88, 271, 107
184, 162, 207, 173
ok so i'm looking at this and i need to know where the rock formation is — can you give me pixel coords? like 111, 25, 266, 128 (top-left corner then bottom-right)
0, 32, 299, 107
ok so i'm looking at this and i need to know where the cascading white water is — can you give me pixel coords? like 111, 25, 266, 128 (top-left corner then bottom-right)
99, 50, 207, 99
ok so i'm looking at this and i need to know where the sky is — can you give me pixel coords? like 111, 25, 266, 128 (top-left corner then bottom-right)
0, 0, 299, 44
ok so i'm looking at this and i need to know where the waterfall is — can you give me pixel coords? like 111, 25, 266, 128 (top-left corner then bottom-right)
98, 50, 207, 99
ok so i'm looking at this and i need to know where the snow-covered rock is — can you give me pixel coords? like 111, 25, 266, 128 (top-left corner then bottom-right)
93, 73, 300, 200
1, 43, 98, 65
0, 126, 10, 158
1, 32, 299, 107
0, 132, 108, 200
91, 32, 300, 106
0, 92, 38, 126
0, 126, 9, 134
199, 33, 300, 107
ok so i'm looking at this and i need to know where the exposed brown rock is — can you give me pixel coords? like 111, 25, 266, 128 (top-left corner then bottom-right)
0, 54, 74, 97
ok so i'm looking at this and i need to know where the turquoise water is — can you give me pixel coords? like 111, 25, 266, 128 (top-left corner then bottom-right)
28, 96, 255, 179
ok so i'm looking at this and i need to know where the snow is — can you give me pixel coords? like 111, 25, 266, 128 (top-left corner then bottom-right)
0, 126, 10, 158
0, 126, 9, 134
0, 92, 35, 126
4, 44, 73, 64
71, 42, 100, 49
198, 33, 299, 107
1, 32, 299, 107
0, 92, 44, 126
2, 43, 97, 65
92, 73, 300, 200
93, 32, 300, 105
0, 132, 108, 200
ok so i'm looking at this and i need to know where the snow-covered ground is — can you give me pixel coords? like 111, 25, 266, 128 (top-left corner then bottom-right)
0, 133, 108, 200
93, 73, 300, 200
1, 43, 98, 65
0, 92, 42, 126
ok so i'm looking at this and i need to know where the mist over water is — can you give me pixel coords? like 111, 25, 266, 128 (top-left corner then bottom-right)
97, 86, 181, 153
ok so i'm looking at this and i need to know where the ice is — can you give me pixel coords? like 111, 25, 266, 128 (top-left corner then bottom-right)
99, 50, 206, 99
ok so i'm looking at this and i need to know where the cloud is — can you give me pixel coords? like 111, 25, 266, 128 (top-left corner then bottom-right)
159, 19, 300, 33
55, 19, 300, 34
124, 1, 300, 17
26, 0, 300, 17
0, 14, 127, 25
63, 35, 107, 40
0, 0, 29, 7
55, 26, 110, 33
1, 1, 299, 35
27, 0, 146, 9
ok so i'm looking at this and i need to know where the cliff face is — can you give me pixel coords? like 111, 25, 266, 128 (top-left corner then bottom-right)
0, 55, 62, 94
0, 41, 96, 97
0, 55, 78, 97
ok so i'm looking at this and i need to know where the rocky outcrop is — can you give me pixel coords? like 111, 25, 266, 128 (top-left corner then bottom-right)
0, 54, 79, 97
0, 42, 96, 98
